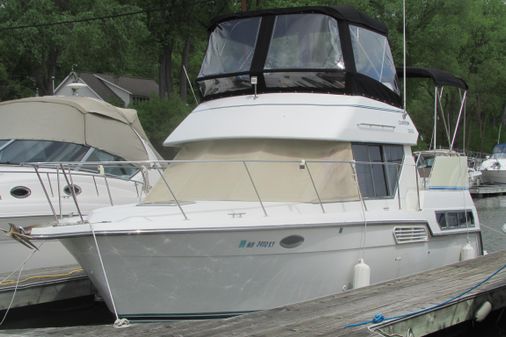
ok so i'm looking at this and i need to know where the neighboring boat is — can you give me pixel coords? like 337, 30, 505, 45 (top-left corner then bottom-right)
396, 67, 481, 187
23, 6, 481, 319
479, 144, 506, 184
0, 96, 161, 273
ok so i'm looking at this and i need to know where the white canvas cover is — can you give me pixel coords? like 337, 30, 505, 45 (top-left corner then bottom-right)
145, 140, 359, 203
0, 96, 150, 161
429, 156, 469, 189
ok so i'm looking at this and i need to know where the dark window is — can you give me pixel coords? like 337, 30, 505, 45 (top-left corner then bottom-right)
83, 149, 138, 179
0, 140, 89, 164
435, 210, 475, 230
352, 143, 403, 198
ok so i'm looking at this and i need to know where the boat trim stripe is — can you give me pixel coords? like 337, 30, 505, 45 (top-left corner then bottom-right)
33, 220, 480, 239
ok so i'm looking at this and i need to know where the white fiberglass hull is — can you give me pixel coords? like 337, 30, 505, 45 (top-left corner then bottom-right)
61, 223, 481, 318
481, 169, 506, 184
0, 166, 145, 274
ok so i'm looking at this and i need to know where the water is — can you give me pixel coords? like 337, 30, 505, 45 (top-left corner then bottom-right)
475, 195, 506, 253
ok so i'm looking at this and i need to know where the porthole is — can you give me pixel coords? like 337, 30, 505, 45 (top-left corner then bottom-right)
280, 235, 304, 249
10, 186, 31, 199
63, 184, 82, 196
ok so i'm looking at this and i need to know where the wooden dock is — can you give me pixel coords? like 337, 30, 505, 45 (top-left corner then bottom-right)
2, 250, 505, 337
470, 183, 506, 197
0, 265, 92, 310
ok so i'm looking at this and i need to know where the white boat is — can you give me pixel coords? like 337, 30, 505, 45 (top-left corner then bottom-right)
479, 144, 506, 184
0, 96, 160, 273
23, 6, 481, 319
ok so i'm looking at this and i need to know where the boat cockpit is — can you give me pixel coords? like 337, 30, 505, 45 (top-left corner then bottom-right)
197, 6, 400, 106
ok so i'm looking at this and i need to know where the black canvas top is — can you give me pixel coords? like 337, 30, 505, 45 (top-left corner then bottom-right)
397, 67, 468, 90
210, 6, 387, 35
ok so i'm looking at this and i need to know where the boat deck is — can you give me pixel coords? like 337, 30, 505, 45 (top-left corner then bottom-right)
0, 264, 92, 311
3, 250, 506, 336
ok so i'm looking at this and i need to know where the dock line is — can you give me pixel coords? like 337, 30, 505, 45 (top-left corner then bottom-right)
345, 261, 506, 328
0, 246, 39, 326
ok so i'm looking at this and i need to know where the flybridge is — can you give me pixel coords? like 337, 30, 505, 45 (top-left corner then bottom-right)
197, 6, 401, 107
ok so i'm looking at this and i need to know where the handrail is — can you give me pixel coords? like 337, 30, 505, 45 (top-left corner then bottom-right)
1, 158, 448, 227
243, 161, 268, 217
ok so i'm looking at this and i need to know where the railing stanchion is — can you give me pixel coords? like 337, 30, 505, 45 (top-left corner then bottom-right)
57, 167, 62, 219
46, 172, 54, 197
242, 161, 268, 217
303, 161, 325, 214
60, 164, 85, 223
98, 165, 114, 206
92, 175, 99, 196
34, 165, 59, 223
397, 163, 402, 210
351, 161, 368, 211
415, 164, 421, 211
155, 166, 188, 220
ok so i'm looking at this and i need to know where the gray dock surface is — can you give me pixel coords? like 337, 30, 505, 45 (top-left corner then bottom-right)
470, 183, 506, 196
2, 250, 506, 337
0, 265, 92, 310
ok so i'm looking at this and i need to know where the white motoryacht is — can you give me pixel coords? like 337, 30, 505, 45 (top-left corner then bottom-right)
479, 144, 506, 184
23, 6, 481, 319
0, 96, 160, 273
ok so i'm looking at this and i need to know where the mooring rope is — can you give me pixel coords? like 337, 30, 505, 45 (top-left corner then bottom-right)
344, 261, 506, 328
0, 244, 41, 326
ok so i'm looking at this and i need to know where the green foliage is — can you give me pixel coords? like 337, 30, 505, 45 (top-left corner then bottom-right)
0, 0, 505, 154
132, 96, 194, 159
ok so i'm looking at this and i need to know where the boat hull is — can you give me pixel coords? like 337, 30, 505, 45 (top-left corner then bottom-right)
481, 169, 506, 184
61, 223, 481, 318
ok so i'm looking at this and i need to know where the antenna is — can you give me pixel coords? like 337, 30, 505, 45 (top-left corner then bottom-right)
66, 82, 88, 96
182, 65, 199, 105
402, 0, 407, 119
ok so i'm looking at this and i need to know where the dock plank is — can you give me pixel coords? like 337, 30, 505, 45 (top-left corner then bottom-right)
0, 265, 91, 310
2, 251, 506, 337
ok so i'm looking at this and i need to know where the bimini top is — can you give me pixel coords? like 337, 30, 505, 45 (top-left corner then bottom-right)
197, 6, 401, 107
0, 96, 152, 161
397, 67, 468, 90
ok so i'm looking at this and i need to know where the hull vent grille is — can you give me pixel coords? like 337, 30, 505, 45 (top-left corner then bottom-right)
393, 225, 428, 244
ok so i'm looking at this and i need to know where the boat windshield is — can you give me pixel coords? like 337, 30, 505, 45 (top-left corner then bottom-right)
0, 139, 89, 164
197, 9, 400, 106
492, 144, 506, 159
0, 139, 139, 179
349, 25, 398, 93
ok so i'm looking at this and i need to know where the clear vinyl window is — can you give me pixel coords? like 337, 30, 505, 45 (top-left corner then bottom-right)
265, 14, 344, 70
349, 25, 399, 93
198, 17, 261, 77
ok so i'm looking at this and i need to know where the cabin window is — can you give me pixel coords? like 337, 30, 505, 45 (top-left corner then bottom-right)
199, 17, 261, 77
349, 25, 399, 93
0, 140, 89, 164
352, 143, 403, 198
265, 14, 343, 70
0, 139, 10, 150
83, 149, 138, 179
435, 210, 475, 230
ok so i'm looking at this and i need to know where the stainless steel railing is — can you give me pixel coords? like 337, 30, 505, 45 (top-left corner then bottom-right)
0, 158, 439, 224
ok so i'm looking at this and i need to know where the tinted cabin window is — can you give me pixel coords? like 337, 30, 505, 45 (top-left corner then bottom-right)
352, 143, 403, 198
0, 140, 89, 164
84, 149, 138, 179
436, 210, 475, 230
